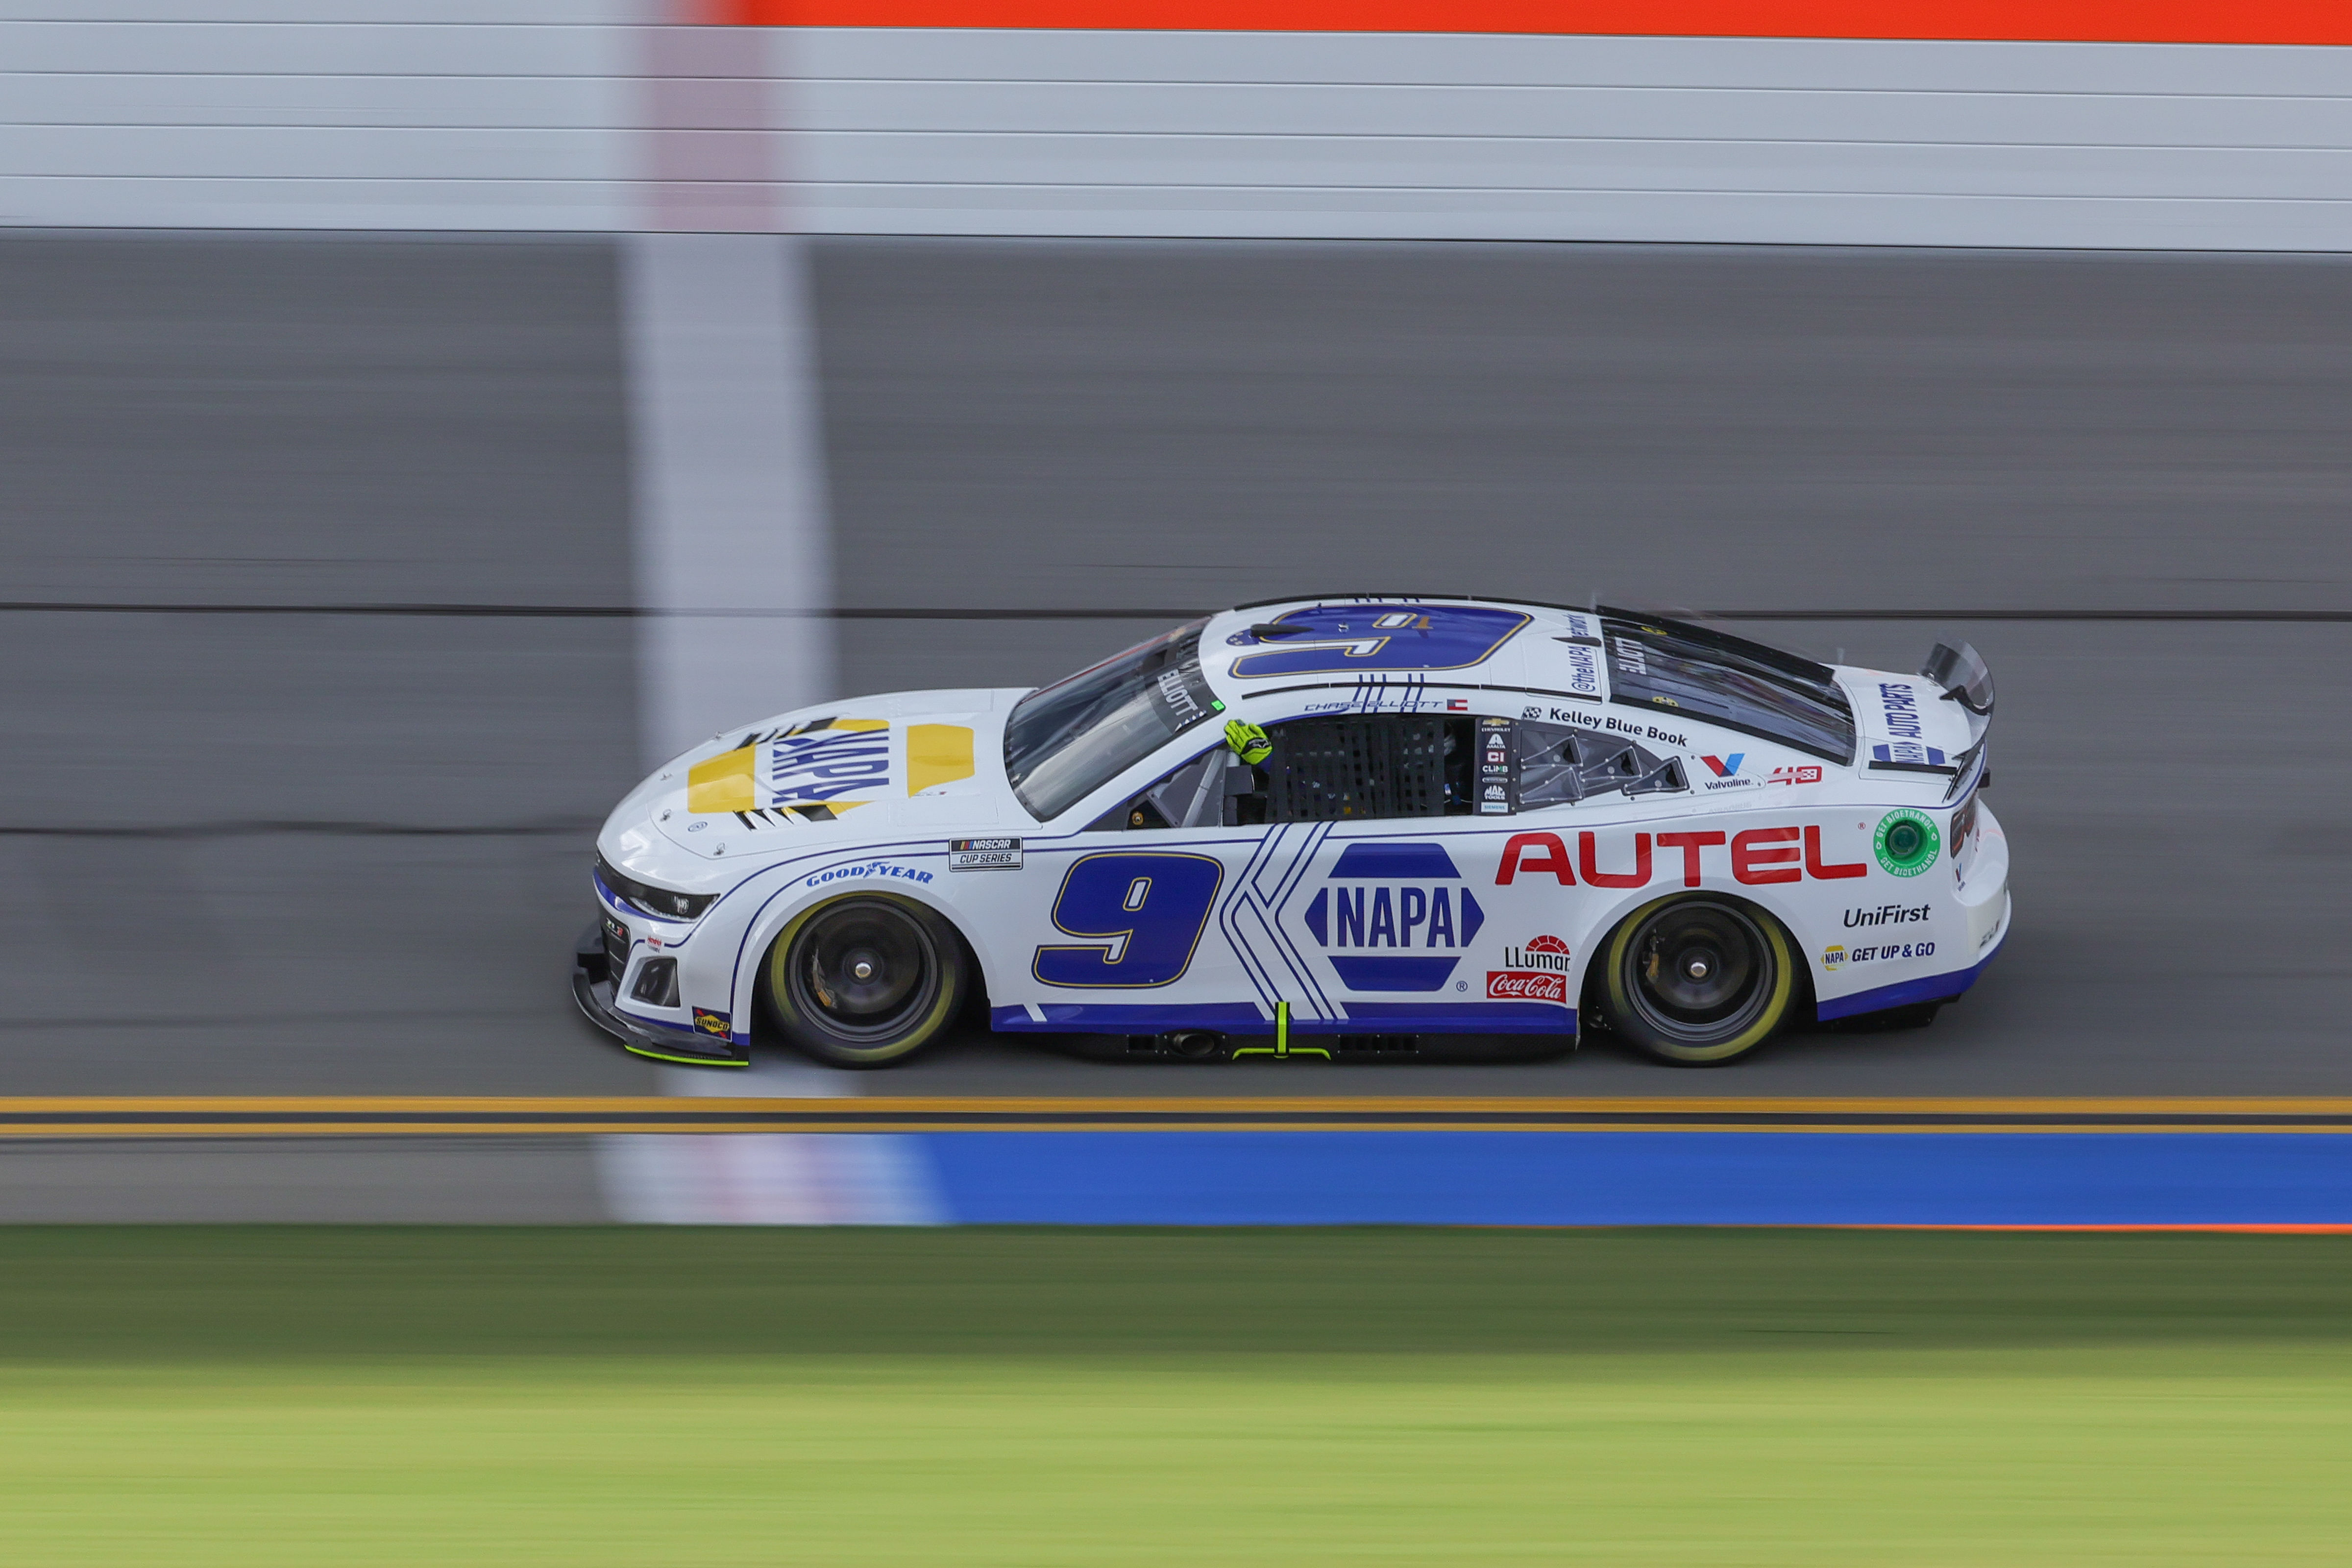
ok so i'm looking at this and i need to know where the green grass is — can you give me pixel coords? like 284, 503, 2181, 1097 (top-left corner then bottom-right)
2, 1228, 2350, 1564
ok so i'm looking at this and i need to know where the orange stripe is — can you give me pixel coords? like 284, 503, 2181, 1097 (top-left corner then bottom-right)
708, 0, 2352, 45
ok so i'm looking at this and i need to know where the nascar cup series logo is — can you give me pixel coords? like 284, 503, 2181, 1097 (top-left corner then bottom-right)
1488, 934, 1571, 1004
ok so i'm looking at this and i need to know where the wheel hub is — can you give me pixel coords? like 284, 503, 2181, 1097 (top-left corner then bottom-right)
1629, 901, 1772, 1042
788, 903, 937, 1040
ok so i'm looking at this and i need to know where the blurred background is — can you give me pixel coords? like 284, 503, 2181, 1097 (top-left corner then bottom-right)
4, 2, 2350, 1112
6, 11, 2352, 1562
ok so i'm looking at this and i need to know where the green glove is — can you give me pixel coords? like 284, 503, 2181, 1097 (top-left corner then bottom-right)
1224, 719, 1272, 766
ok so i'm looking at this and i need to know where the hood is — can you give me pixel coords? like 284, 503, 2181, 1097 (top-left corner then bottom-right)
637, 689, 1025, 862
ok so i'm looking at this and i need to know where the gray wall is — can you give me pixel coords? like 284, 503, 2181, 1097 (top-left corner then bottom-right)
0, 231, 651, 1094
5, 7, 2348, 248
818, 240, 2352, 659
781, 31, 2352, 248
10, 229, 2352, 1101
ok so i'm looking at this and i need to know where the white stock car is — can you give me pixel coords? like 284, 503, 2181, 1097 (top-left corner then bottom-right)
575, 598, 2009, 1069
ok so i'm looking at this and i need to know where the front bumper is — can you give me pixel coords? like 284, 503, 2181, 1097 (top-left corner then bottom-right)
571, 923, 748, 1068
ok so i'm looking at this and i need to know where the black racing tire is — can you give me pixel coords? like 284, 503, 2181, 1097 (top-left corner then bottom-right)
764, 894, 968, 1068
1600, 895, 1797, 1066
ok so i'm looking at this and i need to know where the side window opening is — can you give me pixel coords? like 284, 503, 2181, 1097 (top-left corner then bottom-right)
1260, 715, 1449, 822
1101, 712, 1689, 830
1514, 721, 1683, 809
1089, 748, 1225, 831
1100, 716, 1483, 829
1230, 715, 1481, 825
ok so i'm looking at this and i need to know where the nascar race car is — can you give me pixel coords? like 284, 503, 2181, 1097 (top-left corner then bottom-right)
576, 598, 2007, 1068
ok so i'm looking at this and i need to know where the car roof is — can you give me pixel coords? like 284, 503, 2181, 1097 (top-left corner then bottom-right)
1190, 595, 1860, 775
1194, 596, 1602, 720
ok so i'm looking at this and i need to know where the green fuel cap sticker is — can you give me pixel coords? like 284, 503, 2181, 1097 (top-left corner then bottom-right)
1874, 808, 1941, 878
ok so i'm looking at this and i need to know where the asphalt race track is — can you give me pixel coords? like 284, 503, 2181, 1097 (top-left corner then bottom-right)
6, 233, 2351, 1099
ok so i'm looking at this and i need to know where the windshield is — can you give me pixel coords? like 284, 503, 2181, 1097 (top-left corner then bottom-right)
1601, 614, 1855, 763
1005, 620, 1223, 821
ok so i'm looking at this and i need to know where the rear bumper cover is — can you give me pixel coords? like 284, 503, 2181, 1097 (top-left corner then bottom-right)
571, 923, 748, 1068
1814, 889, 2011, 1023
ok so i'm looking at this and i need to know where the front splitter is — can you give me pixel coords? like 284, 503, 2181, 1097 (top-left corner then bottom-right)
571, 924, 748, 1068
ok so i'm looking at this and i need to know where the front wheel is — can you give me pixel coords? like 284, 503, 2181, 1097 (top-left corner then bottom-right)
1600, 896, 1796, 1066
764, 895, 968, 1067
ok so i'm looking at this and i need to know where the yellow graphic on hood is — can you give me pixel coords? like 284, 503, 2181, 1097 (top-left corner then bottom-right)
906, 724, 976, 795
686, 746, 756, 814
686, 717, 979, 819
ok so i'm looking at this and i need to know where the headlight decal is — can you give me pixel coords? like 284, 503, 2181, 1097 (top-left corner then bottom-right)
595, 854, 718, 923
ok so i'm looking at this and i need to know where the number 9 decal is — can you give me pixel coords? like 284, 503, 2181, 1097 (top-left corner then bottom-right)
1033, 852, 1224, 988
1228, 603, 1530, 679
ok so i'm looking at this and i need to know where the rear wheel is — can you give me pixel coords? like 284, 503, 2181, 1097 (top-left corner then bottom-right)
764, 895, 967, 1067
1601, 895, 1795, 1066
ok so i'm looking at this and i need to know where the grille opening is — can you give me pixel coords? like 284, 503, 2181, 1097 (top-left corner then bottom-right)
600, 917, 628, 989
629, 957, 680, 1008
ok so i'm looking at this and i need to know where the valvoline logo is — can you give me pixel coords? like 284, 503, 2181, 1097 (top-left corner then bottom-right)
1700, 754, 1744, 777
1303, 841, 1483, 994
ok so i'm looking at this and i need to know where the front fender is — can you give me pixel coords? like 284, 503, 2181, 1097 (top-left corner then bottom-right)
694, 844, 971, 1046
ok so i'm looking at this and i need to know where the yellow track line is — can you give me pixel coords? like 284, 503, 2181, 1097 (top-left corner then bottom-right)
5, 1122, 2352, 1139
1, 1096, 2351, 1115
0, 1096, 2349, 1137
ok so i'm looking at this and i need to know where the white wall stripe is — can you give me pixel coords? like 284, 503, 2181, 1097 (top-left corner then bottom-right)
621, 230, 837, 766
1, 16, 2346, 246
597, 1134, 944, 1223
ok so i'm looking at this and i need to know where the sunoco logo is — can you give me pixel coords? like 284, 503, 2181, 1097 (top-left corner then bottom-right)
1501, 935, 1571, 972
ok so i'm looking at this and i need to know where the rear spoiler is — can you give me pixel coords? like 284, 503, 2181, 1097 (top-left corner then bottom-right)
1920, 641, 1994, 722
1920, 641, 1994, 803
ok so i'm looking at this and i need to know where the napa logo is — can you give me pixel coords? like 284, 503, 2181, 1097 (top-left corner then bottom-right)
764, 722, 895, 804
1301, 842, 1485, 994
